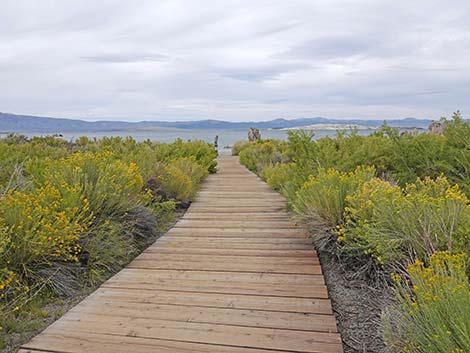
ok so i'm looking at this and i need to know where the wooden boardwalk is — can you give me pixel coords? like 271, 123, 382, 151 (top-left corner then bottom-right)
19, 156, 342, 353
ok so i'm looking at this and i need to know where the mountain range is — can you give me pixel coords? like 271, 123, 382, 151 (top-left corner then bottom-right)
0, 112, 433, 133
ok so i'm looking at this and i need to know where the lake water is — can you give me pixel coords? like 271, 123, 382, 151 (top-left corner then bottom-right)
21, 128, 376, 151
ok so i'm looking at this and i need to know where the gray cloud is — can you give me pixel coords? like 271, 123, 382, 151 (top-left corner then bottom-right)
216, 62, 309, 82
0, 0, 470, 121
281, 36, 374, 60
82, 52, 169, 64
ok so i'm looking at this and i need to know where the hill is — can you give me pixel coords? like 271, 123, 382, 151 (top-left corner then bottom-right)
0, 112, 432, 133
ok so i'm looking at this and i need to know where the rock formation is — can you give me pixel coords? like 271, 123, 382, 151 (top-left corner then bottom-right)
248, 127, 261, 141
428, 120, 447, 135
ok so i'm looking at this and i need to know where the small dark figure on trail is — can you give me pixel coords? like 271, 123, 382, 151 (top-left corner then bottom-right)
248, 127, 261, 141
214, 135, 218, 149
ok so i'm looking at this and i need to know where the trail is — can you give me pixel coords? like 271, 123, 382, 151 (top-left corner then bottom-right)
20, 155, 342, 353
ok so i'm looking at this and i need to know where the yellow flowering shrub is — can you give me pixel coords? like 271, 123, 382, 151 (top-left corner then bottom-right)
158, 158, 207, 203
0, 183, 90, 295
383, 251, 470, 353
169, 157, 208, 186
0, 269, 15, 292
343, 176, 470, 265
0, 136, 216, 350
28, 151, 145, 217
293, 166, 375, 229
1, 184, 87, 263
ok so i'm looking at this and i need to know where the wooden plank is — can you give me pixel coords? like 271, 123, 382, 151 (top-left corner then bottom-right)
134, 252, 320, 265
69, 301, 337, 332
157, 236, 311, 245
155, 242, 312, 250
190, 200, 286, 207
24, 331, 295, 353
168, 231, 306, 238
50, 313, 342, 353
200, 181, 269, 186
175, 219, 297, 228
88, 287, 333, 314
196, 192, 284, 199
102, 277, 329, 298
110, 268, 325, 285
189, 204, 286, 210
182, 212, 292, 220
168, 226, 302, 233
166, 229, 307, 238
195, 195, 284, 200
199, 188, 275, 193
144, 247, 316, 257
162, 235, 310, 243
187, 206, 287, 212
128, 259, 322, 275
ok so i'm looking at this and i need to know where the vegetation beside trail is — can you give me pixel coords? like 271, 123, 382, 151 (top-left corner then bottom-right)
0, 135, 217, 351
234, 112, 470, 353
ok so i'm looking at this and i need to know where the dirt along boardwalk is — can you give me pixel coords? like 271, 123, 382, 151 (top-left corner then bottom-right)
19, 155, 343, 353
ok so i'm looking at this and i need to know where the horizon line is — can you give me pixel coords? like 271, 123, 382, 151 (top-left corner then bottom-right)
0, 111, 438, 124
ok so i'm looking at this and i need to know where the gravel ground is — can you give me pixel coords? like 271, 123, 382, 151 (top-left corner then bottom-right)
319, 251, 394, 353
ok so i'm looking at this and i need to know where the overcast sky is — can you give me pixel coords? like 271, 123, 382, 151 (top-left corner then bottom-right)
1, 0, 469, 121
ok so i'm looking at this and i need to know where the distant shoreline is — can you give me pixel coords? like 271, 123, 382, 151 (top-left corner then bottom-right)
271, 124, 427, 131
1, 112, 433, 133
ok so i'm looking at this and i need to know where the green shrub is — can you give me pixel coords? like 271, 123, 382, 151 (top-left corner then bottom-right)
383, 251, 470, 353
237, 116, 470, 195
314, 132, 390, 173
162, 139, 218, 173
293, 166, 375, 229
0, 137, 68, 190
443, 112, 470, 193
386, 133, 449, 186
238, 140, 288, 174
285, 130, 317, 169
232, 141, 252, 156
262, 162, 308, 201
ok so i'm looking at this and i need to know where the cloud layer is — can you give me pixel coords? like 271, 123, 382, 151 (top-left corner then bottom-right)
1, 0, 469, 121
